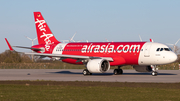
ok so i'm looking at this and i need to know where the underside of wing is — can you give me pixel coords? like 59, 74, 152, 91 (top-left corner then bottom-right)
25, 52, 113, 61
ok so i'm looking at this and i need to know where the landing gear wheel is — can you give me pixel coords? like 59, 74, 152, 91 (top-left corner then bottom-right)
151, 65, 158, 76
119, 69, 123, 74
83, 69, 91, 76
114, 69, 118, 75
152, 72, 158, 76
113, 69, 123, 75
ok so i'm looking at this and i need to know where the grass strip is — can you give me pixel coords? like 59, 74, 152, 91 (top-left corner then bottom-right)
0, 81, 180, 101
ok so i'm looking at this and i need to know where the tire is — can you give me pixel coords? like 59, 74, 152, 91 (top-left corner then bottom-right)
83, 69, 88, 75
83, 69, 92, 76
119, 69, 123, 74
114, 69, 118, 75
152, 72, 157, 76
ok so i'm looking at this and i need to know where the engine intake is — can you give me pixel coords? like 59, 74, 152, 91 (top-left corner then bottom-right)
87, 59, 110, 73
133, 65, 152, 72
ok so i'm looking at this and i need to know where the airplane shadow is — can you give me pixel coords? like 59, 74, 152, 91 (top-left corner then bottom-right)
47, 71, 177, 76
114, 72, 177, 76
47, 71, 113, 76
47, 71, 82, 75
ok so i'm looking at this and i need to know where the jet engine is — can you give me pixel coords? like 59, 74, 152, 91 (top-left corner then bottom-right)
87, 59, 110, 73
133, 65, 152, 72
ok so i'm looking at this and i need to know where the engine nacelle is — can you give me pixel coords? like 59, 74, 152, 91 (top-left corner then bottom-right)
87, 59, 110, 73
133, 65, 152, 72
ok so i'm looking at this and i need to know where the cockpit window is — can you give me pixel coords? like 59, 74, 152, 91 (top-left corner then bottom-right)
156, 48, 160, 51
156, 48, 171, 51
164, 48, 170, 51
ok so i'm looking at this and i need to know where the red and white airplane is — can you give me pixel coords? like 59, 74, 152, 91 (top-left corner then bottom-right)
5, 12, 177, 76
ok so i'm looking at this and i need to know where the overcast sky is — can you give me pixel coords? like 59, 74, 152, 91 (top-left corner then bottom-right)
0, 0, 180, 53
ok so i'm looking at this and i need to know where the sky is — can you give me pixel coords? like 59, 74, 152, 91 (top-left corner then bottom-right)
0, 0, 180, 53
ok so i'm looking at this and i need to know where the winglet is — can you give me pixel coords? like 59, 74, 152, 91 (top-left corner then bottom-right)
5, 38, 13, 51
150, 39, 153, 42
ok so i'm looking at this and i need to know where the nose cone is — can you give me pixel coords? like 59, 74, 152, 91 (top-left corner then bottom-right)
168, 52, 177, 63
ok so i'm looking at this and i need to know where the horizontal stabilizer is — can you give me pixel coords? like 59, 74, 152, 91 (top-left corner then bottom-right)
13, 46, 42, 51
5, 38, 13, 51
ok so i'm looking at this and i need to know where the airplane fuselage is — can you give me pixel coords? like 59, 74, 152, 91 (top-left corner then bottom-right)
32, 41, 177, 66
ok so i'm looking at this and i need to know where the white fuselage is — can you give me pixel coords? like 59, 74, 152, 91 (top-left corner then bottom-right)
138, 42, 177, 65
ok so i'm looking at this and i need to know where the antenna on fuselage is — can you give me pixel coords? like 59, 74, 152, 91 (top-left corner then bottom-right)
150, 39, 154, 42
139, 35, 154, 42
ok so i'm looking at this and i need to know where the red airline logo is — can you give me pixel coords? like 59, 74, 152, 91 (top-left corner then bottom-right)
81, 44, 141, 53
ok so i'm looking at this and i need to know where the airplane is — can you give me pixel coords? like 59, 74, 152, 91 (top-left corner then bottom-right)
5, 12, 177, 76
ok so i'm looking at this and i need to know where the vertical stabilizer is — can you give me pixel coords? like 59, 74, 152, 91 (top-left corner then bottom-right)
34, 12, 59, 45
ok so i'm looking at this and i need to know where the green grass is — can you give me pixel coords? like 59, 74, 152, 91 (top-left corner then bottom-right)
0, 81, 180, 101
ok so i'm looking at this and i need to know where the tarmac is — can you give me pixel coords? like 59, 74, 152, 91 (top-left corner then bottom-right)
0, 69, 179, 83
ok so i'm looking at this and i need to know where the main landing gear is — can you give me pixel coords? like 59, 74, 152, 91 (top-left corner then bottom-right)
151, 65, 158, 76
83, 69, 92, 75
113, 66, 123, 75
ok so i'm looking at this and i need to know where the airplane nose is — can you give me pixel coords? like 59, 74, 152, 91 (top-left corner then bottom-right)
169, 52, 177, 63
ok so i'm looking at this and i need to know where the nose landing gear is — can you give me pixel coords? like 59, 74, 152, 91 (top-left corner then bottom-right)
151, 71, 158, 76
151, 65, 158, 76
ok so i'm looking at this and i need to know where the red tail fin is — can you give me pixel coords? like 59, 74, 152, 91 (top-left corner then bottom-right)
34, 12, 59, 45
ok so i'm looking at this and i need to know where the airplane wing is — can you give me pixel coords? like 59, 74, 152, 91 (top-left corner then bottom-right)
5, 38, 113, 62
25, 52, 113, 61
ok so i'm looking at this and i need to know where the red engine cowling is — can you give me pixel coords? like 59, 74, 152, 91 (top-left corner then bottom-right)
133, 65, 152, 72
